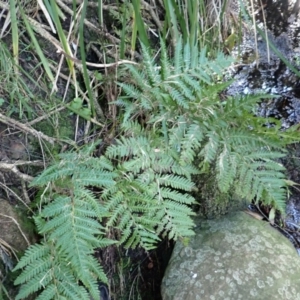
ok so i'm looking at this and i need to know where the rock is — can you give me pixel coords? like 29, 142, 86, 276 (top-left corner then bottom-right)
0, 198, 34, 252
161, 212, 300, 300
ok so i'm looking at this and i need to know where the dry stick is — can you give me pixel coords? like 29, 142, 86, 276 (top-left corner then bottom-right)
56, 0, 120, 45
27, 16, 136, 69
140, 0, 163, 31
0, 213, 31, 247
0, 161, 44, 182
50, 2, 80, 96
48, 64, 105, 126
249, 0, 259, 67
0, 112, 57, 145
0, 181, 33, 211
27, 15, 133, 126
0, 1, 8, 10
258, 0, 270, 63
27, 106, 66, 126
0, 237, 19, 262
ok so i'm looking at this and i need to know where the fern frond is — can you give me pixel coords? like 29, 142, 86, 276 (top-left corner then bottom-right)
13, 243, 50, 271
181, 73, 202, 94
174, 37, 183, 73
179, 123, 204, 165
125, 64, 147, 88
159, 174, 194, 191
200, 131, 220, 163
160, 188, 194, 204
160, 36, 171, 80
216, 147, 236, 193
118, 82, 142, 100
166, 84, 189, 108
140, 42, 158, 86
234, 151, 287, 212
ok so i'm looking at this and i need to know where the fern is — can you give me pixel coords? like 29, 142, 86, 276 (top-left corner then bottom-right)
14, 37, 300, 299
116, 37, 299, 213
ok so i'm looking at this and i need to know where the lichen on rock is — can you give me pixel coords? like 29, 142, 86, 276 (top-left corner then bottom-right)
161, 212, 300, 300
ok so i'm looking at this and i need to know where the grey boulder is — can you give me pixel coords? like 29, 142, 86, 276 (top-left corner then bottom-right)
161, 212, 300, 300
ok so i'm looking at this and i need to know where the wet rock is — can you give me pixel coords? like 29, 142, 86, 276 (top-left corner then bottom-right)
161, 212, 300, 300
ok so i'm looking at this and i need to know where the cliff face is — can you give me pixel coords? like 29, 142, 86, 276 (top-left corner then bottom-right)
161, 212, 300, 300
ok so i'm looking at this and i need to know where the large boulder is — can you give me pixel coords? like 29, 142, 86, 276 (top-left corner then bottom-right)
161, 212, 300, 300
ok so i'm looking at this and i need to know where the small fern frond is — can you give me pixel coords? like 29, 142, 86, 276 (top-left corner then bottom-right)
160, 187, 195, 204
174, 37, 183, 73
200, 131, 220, 163
179, 123, 204, 165
183, 42, 191, 71
181, 73, 202, 94
159, 174, 194, 191
167, 84, 189, 108
125, 64, 147, 87
118, 82, 142, 100
234, 151, 287, 212
216, 147, 236, 193
13, 243, 50, 271
140, 42, 158, 86
160, 36, 171, 80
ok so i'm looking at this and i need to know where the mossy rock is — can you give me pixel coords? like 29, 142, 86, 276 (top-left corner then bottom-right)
161, 212, 300, 300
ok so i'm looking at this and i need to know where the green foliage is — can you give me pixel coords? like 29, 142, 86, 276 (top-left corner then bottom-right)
117, 37, 296, 212
14, 38, 299, 299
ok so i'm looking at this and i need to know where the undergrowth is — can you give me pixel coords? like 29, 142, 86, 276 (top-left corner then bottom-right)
13, 38, 299, 299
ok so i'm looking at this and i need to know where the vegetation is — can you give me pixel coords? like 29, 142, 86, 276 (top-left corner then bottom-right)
0, 0, 299, 299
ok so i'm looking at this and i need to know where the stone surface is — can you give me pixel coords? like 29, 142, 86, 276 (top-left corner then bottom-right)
0, 198, 34, 252
161, 212, 300, 300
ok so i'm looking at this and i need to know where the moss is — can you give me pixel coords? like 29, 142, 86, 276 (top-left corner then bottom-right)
194, 172, 246, 219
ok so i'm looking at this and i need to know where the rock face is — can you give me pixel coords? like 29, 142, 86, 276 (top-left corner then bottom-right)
0, 198, 33, 252
161, 212, 300, 300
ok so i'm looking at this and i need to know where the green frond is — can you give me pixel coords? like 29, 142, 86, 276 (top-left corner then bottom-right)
78, 187, 108, 218
168, 116, 188, 151
216, 147, 235, 193
210, 51, 234, 75
233, 152, 287, 212
166, 84, 189, 108
159, 174, 194, 191
180, 123, 204, 164
13, 243, 50, 271
121, 120, 144, 135
140, 42, 158, 86
181, 73, 202, 94
118, 82, 142, 100
173, 78, 195, 101
160, 188, 195, 204
200, 131, 220, 163
125, 64, 147, 88
160, 36, 171, 81
35, 285, 57, 300
183, 42, 191, 70
73, 169, 116, 187
174, 37, 183, 73
14, 257, 52, 285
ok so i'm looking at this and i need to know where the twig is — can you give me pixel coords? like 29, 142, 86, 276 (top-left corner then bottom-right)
0, 213, 31, 247
141, 0, 162, 31
27, 106, 66, 126
0, 112, 57, 145
0, 181, 33, 211
0, 160, 44, 182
